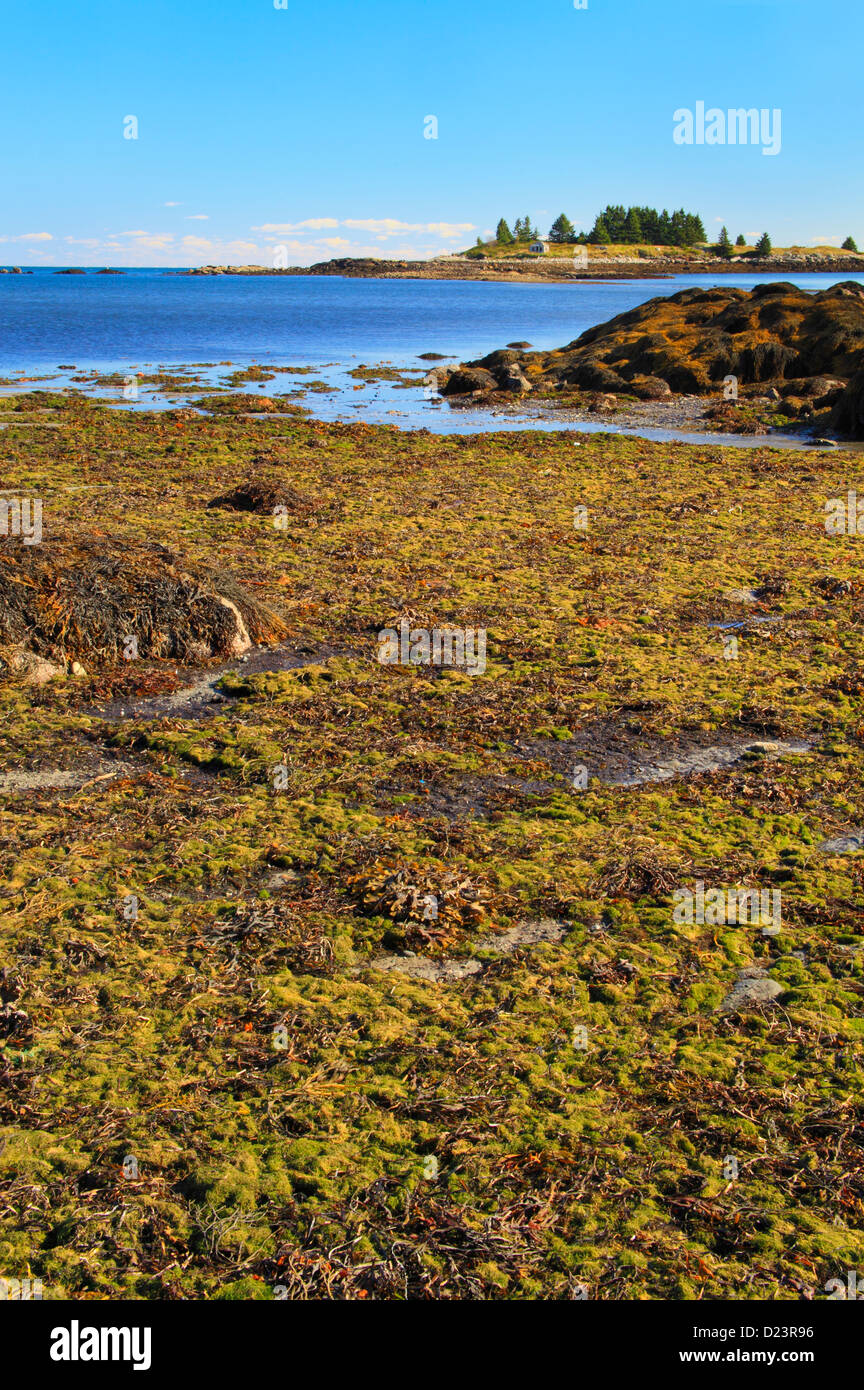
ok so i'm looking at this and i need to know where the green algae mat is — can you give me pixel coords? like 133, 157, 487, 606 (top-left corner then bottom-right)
1, 393, 863, 1300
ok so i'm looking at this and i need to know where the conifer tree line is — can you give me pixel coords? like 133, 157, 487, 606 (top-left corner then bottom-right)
492, 211, 860, 255
495, 205, 708, 247
585, 205, 707, 246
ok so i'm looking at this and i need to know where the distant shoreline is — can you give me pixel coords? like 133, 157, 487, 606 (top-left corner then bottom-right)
4, 255, 864, 281
183, 251, 864, 283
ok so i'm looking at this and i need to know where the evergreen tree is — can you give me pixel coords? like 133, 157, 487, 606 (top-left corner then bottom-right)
842, 235, 859, 252
496, 218, 515, 245
623, 208, 643, 243
716, 225, 733, 259
548, 213, 576, 244
687, 213, 707, 245
754, 232, 772, 256
516, 215, 533, 242
513, 217, 524, 241
581, 203, 706, 248
735, 233, 746, 247
589, 218, 611, 245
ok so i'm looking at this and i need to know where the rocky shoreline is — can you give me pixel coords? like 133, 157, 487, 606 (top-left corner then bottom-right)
430, 280, 864, 441
187, 251, 864, 282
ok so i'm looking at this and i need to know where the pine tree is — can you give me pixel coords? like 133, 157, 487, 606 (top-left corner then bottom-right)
516, 215, 533, 242
496, 219, 515, 245
842, 236, 859, 252
735, 233, 746, 247
623, 208, 643, 243
687, 213, 707, 245
589, 219, 611, 245
716, 225, 733, 259
548, 213, 575, 244
755, 232, 772, 256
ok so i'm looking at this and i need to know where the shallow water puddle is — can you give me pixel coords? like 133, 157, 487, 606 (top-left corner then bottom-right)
0, 759, 137, 796
89, 641, 356, 722
516, 727, 811, 789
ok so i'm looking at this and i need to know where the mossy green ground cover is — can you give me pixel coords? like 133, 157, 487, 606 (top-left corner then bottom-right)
1, 393, 863, 1299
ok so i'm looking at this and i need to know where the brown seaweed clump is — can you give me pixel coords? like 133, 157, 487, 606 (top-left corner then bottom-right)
0, 536, 287, 672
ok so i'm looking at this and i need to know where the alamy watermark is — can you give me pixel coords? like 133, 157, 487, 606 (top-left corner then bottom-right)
673, 882, 782, 928
0, 496, 42, 545
825, 490, 864, 536
674, 103, 781, 157
377, 618, 486, 676
0, 1275, 43, 1300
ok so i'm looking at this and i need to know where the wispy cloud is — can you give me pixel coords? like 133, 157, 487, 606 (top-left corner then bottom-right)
0, 231, 54, 242
252, 218, 340, 232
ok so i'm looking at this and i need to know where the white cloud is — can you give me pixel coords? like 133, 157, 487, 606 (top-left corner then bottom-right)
13, 232, 53, 241
253, 217, 476, 240
185, 214, 209, 221
164, 201, 182, 207
343, 218, 475, 238
252, 218, 340, 232
181, 235, 213, 249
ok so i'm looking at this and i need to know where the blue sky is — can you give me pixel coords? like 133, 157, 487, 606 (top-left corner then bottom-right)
1, 0, 861, 266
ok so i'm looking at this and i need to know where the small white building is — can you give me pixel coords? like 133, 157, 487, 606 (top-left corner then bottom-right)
529, 240, 548, 254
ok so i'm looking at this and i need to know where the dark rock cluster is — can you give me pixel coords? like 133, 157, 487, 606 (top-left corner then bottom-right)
439, 281, 864, 436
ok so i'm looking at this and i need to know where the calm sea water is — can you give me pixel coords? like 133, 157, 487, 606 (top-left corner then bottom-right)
1, 268, 861, 442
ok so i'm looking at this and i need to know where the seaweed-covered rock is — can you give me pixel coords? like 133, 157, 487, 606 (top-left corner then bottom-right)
440, 367, 498, 396
0, 538, 287, 668
460, 281, 864, 404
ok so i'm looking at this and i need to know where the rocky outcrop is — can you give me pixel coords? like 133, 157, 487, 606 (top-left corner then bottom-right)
440, 366, 499, 396
441, 282, 864, 426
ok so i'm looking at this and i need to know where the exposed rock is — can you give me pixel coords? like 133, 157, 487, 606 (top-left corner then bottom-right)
474, 918, 566, 952
0, 648, 64, 686
778, 396, 809, 419
369, 954, 483, 983
363, 918, 567, 983
456, 283, 864, 416
629, 375, 672, 400
719, 967, 784, 1013
499, 364, 533, 393
818, 830, 864, 854
441, 367, 498, 396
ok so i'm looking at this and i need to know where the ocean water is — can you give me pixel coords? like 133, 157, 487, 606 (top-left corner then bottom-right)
0, 268, 861, 443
